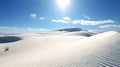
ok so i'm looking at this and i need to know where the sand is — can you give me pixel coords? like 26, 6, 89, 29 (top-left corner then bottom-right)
0, 30, 120, 67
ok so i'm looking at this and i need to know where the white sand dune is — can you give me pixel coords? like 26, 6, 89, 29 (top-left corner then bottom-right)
0, 29, 120, 67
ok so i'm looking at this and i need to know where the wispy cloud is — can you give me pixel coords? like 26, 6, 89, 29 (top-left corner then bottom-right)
40, 17, 45, 20
0, 26, 49, 33
71, 19, 114, 25
30, 13, 37, 18
51, 16, 115, 25
62, 17, 71, 21
51, 17, 71, 23
99, 24, 120, 31
51, 20, 69, 23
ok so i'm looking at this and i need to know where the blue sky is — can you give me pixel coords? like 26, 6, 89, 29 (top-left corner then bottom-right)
0, 0, 120, 33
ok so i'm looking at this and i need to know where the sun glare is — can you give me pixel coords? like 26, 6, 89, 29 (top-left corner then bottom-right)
57, 0, 70, 10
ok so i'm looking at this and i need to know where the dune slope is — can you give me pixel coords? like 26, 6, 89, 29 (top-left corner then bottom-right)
0, 31, 120, 67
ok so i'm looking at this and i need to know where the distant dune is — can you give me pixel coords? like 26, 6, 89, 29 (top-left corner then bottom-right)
0, 28, 120, 67
55, 28, 82, 32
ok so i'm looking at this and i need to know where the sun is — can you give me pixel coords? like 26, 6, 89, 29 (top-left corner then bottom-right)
57, 0, 70, 10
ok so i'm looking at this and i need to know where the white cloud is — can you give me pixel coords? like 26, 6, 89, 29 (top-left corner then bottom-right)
99, 24, 120, 31
30, 13, 37, 18
51, 20, 69, 23
51, 17, 71, 23
62, 17, 71, 21
72, 19, 114, 25
51, 16, 115, 26
0, 26, 49, 33
40, 17, 45, 20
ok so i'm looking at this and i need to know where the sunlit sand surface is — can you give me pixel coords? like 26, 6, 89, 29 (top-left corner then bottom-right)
0, 28, 120, 67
